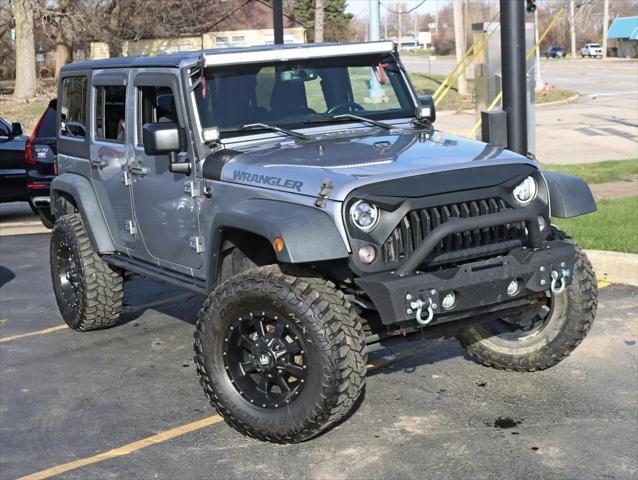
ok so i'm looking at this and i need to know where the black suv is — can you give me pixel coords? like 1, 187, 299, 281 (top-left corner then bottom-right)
0, 117, 27, 204
25, 99, 57, 228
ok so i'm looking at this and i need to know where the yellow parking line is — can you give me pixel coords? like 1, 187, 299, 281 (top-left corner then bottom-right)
17, 415, 224, 480
0, 325, 68, 343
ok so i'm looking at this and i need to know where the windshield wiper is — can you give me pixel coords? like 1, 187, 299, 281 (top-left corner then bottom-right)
305, 114, 393, 130
238, 123, 309, 140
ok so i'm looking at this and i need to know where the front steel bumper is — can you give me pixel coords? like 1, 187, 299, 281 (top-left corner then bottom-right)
355, 205, 574, 327
356, 240, 575, 326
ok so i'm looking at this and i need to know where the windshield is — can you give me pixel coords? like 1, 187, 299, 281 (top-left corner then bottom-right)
193, 54, 415, 136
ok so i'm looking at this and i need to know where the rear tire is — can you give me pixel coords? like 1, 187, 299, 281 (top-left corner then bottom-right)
50, 214, 124, 331
194, 265, 366, 443
457, 228, 597, 371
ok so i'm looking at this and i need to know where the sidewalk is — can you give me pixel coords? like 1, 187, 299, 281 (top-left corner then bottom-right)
436, 95, 638, 164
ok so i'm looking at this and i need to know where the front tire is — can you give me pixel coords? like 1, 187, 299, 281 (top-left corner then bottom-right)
50, 214, 124, 331
457, 229, 597, 371
194, 266, 367, 443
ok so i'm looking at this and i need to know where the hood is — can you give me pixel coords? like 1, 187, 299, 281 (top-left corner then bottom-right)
219, 128, 536, 202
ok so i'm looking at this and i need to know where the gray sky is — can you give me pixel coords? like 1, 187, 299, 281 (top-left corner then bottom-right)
346, 0, 446, 18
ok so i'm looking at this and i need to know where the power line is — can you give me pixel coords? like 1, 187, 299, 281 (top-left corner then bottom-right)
380, 0, 429, 15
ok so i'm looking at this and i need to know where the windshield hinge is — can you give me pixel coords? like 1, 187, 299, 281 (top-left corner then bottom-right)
315, 180, 333, 208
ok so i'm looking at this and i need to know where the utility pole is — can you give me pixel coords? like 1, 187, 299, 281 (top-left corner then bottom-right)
368, 0, 385, 102
384, 12, 388, 40
414, 12, 418, 48
273, 0, 284, 44
398, 4, 402, 50
602, 0, 609, 59
453, 0, 468, 95
314, 0, 324, 43
569, 0, 576, 57
534, 6, 542, 87
500, 0, 528, 155
369, 0, 380, 41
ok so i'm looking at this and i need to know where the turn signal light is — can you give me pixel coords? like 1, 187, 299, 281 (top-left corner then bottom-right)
273, 236, 285, 253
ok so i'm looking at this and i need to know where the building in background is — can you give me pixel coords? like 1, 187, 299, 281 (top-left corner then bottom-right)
607, 16, 638, 58
108, 0, 305, 58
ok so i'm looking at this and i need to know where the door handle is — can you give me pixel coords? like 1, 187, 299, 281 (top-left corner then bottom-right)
129, 164, 150, 175
90, 158, 108, 168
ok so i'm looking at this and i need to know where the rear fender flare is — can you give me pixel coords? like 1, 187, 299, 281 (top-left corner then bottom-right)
50, 174, 115, 253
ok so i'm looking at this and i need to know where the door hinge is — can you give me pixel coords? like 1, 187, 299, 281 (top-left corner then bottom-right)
121, 170, 132, 186
125, 220, 137, 236
189, 235, 205, 254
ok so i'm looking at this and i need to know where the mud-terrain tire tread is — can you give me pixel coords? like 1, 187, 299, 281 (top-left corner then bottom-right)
457, 228, 597, 372
51, 213, 123, 331
193, 265, 367, 443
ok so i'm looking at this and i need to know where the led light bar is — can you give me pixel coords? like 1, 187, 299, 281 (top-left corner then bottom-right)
203, 41, 395, 67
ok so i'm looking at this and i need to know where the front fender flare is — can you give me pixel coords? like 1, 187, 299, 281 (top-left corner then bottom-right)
542, 171, 597, 218
210, 199, 349, 264
50, 174, 116, 253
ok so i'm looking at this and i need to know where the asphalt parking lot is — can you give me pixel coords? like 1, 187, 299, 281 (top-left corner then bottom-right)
1, 232, 637, 480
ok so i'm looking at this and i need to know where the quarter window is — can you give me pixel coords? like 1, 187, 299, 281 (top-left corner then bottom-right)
95, 85, 127, 142
60, 76, 87, 138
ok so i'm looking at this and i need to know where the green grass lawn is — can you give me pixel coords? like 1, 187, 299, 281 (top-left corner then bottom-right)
554, 196, 638, 254
541, 159, 638, 184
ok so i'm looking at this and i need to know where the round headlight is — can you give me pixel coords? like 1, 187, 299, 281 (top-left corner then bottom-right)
349, 200, 379, 232
513, 176, 537, 205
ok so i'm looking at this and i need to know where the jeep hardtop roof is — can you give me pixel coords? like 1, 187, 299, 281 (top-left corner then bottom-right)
61, 41, 396, 73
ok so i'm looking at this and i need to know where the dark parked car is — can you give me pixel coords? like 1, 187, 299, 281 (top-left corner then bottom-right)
0, 116, 27, 204
25, 99, 57, 227
546, 46, 566, 58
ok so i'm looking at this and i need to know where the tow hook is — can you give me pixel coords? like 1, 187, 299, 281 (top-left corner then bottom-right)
410, 298, 435, 326
551, 268, 570, 295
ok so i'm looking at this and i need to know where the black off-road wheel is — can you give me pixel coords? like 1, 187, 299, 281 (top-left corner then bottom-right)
457, 228, 597, 371
194, 265, 367, 443
50, 214, 124, 331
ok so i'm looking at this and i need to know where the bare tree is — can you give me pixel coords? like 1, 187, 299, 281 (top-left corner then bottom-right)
453, 0, 468, 96
13, 0, 36, 98
314, 0, 324, 43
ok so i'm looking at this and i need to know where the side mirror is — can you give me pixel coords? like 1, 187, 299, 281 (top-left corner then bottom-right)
142, 123, 190, 175
416, 95, 436, 123
142, 122, 181, 155
11, 122, 23, 138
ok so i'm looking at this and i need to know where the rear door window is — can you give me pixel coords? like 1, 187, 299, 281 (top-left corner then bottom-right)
95, 85, 127, 142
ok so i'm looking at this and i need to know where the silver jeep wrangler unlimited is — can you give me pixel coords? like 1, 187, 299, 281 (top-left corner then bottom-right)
50, 41, 598, 443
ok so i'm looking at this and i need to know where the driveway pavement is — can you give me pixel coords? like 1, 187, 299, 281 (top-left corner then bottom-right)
403, 57, 638, 163
1, 233, 636, 480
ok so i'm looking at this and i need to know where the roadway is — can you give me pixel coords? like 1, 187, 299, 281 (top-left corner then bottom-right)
403, 56, 638, 163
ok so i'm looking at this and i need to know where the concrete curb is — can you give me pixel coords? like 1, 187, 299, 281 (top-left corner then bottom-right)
536, 93, 580, 108
436, 93, 580, 116
585, 249, 638, 287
